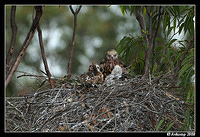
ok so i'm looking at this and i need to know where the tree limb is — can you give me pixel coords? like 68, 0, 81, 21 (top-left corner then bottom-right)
150, 6, 162, 74
135, 6, 149, 78
6, 6, 18, 76
135, 6, 147, 38
67, 5, 82, 79
5, 6, 44, 88
37, 24, 55, 89
143, 6, 154, 78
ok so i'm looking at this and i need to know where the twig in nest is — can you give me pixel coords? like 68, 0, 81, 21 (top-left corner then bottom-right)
6, 100, 27, 124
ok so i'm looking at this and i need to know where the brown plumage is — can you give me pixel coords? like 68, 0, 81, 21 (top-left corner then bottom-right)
80, 63, 103, 85
100, 49, 127, 80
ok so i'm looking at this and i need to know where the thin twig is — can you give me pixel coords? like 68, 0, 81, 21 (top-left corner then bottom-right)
67, 5, 82, 79
17, 74, 45, 79
6, 100, 27, 124
37, 24, 55, 89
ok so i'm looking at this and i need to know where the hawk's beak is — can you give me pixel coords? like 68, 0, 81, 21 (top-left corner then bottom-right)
110, 58, 115, 68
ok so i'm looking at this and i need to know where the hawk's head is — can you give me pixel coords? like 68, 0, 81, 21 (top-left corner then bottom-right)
88, 63, 101, 72
104, 49, 119, 68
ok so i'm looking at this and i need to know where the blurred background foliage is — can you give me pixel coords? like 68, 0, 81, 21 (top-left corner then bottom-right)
5, 5, 195, 131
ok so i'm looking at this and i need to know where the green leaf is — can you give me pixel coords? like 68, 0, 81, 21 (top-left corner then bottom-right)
174, 6, 180, 15
152, 63, 157, 75
184, 16, 191, 34
179, 23, 184, 34
156, 118, 165, 131
181, 53, 194, 66
170, 48, 178, 57
120, 6, 126, 16
173, 19, 176, 33
168, 39, 177, 46
165, 122, 174, 131
130, 6, 136, 16
38, 79, 46, 88
155, 46, 163, 53
186, 83, 194, 102
178, 64, 193, 78
167, 26, 173, 37
143, 7, 146, 14
174, 52, 185, 64
167, 6, 176, 16
167, 48, 171, 61
184, 68, 194, 88
163, 12, 168, 33
178, 40, 186, 47
118, 36, 127, 47
106, 5, 111, 8
186, 110, 191, 128
155, 37, 164, 42
189, 17, 194, 35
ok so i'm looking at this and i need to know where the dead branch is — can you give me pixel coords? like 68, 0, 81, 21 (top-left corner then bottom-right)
67, 5, 82, 79
37, 24, 55, 89
6, 6, 44, 88
17, 74, 45, 79
6, 6, 18, 76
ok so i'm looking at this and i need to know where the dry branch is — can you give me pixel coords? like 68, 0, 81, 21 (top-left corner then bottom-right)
6, 6, 44, 88
67, 5, 82, 79
6, 6, 18, 75
37, 24, 55, 89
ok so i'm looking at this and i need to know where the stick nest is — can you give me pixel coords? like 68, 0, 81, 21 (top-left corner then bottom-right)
6, 74, 187, 132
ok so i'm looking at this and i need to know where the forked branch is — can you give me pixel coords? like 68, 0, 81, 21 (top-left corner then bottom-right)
67, 5, 82, 79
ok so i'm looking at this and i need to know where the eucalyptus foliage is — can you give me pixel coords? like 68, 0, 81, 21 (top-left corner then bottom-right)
117, 5, 195, 131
